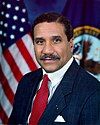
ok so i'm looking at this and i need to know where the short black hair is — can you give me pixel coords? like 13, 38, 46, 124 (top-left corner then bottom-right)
31, 12, 73, 41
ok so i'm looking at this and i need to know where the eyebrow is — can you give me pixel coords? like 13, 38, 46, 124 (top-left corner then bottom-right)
34, 35, 62, 41
34, 37, 45, 41
52, 35, 62, 39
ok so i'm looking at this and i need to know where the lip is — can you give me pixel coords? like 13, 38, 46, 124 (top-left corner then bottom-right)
41, 59, 58, 63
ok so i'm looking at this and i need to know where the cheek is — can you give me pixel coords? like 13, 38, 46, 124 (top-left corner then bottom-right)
61, 51, 67, 60
34, 46, 41, 56
58, 47, 70, 60
58, 46, 68, 56
34, 48, 40, 60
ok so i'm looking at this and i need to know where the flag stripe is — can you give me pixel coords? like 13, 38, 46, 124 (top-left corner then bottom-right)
0, 105, 8, 124
16, 37, 37, 71
22, 34, 40, 68
9, 42, 31, 75
0, 68, 14, 105
0, 85, 12, 117
0, 118, 3, 124
1, 55, 18, 93
4, 50, 23, 82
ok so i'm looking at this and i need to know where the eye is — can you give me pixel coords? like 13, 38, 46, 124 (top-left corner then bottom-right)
34, 38, 44, 45
54, 38, 61, 43
53, 36, 62, 44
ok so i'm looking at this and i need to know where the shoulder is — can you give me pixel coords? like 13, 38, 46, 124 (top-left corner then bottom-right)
75, 64, 100, 96
70, 59, 100, 95
22, 68, 42, 79
17, 68, 42, 89
70, 59, 100, 87
78, 65, 99, 85
20, 68, 42, 81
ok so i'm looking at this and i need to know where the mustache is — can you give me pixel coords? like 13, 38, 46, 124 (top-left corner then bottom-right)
40, 54, 60, 60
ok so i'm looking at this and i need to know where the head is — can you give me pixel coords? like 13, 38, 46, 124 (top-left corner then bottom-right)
31, 12, 74, 73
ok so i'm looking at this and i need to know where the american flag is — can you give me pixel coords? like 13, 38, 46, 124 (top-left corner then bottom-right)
0, 0, 39, 124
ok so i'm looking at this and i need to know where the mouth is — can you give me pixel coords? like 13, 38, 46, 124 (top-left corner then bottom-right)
40, 54, 60, 61
41, 58, 59, 65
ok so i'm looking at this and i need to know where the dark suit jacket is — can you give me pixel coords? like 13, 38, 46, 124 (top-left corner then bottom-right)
8, 60, 100, 125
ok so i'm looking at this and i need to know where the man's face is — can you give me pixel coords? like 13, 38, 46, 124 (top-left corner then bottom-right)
33, 22, 73, 73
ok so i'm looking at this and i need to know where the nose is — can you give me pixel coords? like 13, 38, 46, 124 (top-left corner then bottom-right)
42, 42, 54, 54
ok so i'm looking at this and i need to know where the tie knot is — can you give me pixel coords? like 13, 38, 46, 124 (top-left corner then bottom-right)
43, 74, 49, 81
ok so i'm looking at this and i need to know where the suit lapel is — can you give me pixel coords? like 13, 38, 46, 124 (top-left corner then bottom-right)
39, 60, 80, 124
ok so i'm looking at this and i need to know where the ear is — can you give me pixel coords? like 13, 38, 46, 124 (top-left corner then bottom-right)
69, 37, 74, 52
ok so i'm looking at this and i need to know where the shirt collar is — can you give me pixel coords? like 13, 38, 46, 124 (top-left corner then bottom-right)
43, 57, 74, 87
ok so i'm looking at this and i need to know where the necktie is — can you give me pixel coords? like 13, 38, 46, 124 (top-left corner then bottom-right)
29, 74, 49, 125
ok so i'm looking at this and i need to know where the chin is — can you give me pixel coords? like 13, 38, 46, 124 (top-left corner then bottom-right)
43, 67, 59, 73
39, 63, 60, 73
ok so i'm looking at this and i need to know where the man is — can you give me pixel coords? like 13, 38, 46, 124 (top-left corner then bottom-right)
8, 12, 100, 125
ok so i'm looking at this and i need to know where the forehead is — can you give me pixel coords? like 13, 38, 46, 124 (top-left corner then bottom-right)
34, 22, 65, 37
